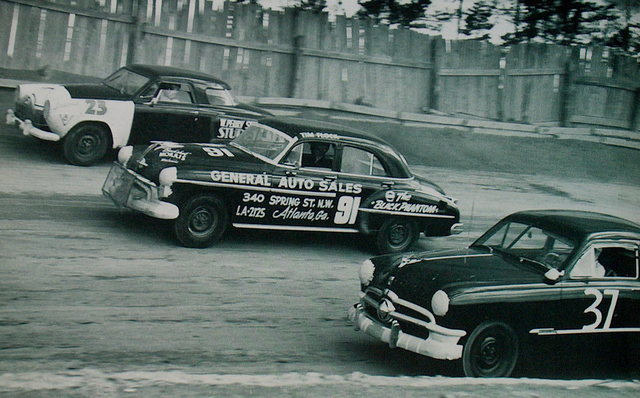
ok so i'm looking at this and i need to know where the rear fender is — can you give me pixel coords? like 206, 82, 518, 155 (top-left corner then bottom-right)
359, 189, 441, 233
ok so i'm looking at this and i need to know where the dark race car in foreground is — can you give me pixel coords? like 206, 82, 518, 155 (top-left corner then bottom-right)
102, 117, 462, 254
6, 64, 270, 165
349, 210, 640, 377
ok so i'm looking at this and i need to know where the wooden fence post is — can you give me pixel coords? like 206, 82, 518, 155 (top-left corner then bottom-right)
126, 0, 143, 65
428, 38, 439, 111
496, 48, 507, 122
289, 34, 303, 98
630, 89, 640, 131
559, 51, 575, 127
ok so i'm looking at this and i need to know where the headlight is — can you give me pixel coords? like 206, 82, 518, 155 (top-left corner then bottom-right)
431, 290, 450, 316
159, 167, 177, 186
118, 146, 133, 165
359, 259, 375, 287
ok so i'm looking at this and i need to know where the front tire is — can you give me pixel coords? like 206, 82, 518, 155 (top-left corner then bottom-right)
63, 124, 110, 166
174, 195, 228, 248
375, 217, 418, 254
462, 321, 519, 377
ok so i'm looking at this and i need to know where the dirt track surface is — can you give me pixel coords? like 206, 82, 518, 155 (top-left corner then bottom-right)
1, 97, 640, 396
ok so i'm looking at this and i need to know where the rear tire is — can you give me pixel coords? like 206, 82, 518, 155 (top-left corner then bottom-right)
462, 321, 519, 377
174, 195, 228, 248
63, 124, 110, 166
375, 217, 418, 254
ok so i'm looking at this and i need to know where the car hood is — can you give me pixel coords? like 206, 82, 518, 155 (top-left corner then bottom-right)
64, 83, 129, 100
127, 142, 266, 184
371, 248, 544, 307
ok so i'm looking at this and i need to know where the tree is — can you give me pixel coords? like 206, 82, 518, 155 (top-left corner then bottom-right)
297, 0, 328, 12
500, 0, 618, 45
235, 0, 328, 12
356, 0, 433, 27
604, 0, 640, 55
460, 0, 496, 39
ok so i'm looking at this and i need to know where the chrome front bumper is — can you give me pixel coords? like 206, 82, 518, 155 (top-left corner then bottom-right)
6, 109, 60, 141
102, 162, 179, 220
349, 303, 465, 361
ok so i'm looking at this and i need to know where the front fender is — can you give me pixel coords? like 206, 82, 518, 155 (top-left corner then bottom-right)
16, 83, 62, 109
46, 98, 134, 146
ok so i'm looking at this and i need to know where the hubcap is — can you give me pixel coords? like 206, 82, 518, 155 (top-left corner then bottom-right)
78, 134, 98, 155
479, 337, 499, 369
389, 224, 408, 245
189, 208, 214, 234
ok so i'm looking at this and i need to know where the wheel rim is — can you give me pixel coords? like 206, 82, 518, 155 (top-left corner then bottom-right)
389, 223, 409, 246
477, 336, 500, 372
77, 133, 99, 156
188, 206, 217, 237
468, 326, 516, 377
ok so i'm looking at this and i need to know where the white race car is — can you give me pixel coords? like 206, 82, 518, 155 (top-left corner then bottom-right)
6, 64, 271, 166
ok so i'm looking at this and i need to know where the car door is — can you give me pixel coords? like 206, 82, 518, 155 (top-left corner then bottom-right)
332, 144, 393, 227
130, 81, 211, 145
555, 241, 640, 336
254, 140, 349, 230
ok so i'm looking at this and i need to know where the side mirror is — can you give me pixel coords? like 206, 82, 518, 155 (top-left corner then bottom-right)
544, 268, 565, 283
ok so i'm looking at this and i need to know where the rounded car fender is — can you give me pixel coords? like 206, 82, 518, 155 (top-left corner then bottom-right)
359, 188, 446, 232
46, 98, 134, 147
16, 83, 62, 109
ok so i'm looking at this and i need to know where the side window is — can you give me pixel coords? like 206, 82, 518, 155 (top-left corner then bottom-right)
570, 243, 639, 279
139, 82, 160, 100
205, 88, 234, 106
282, 143, 303, 166
341, 146, 387, 176
157, 83, 193, 104
301, 142, 335, 170
597, 244, 639, 278
570, 247, 604, 278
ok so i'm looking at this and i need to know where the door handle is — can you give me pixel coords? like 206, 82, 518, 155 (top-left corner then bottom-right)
381, 181, 395, 188
324, 174, 338, 181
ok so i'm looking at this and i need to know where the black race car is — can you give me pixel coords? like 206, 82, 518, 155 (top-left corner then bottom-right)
102, 117, 462, 254
349, 210, 640, 377
6, 64, 271, 165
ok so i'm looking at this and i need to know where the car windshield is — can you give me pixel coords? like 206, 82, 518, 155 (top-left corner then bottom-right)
102, 68, 150, 96
471, 220, 576, 271
231, 123, 292, 161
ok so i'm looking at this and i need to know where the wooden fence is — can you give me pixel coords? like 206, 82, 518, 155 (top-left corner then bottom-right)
1, 0, 639, 130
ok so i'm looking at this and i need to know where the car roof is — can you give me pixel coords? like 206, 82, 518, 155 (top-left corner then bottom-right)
259, 116, 391, 146
508, 210, 640, 242
126, 64, 231, 89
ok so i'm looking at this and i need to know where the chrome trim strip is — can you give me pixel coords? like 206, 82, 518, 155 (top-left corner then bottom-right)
531, 327, 640, 336
359, 208, 455, 218
233, 223, 359, 233
174, 178, 338, 197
